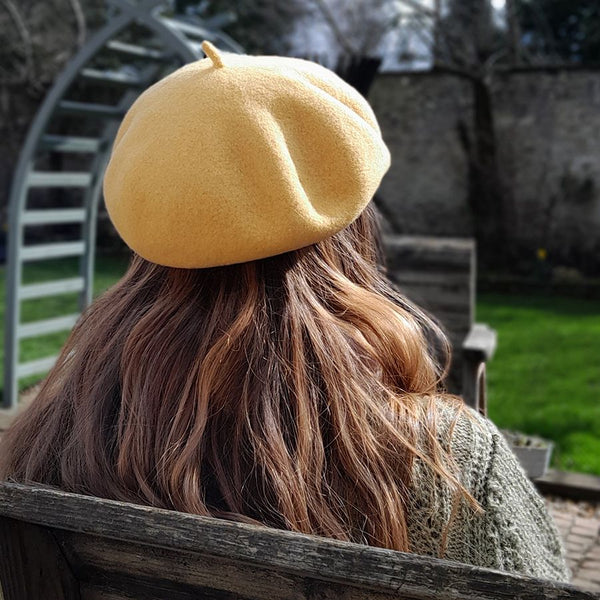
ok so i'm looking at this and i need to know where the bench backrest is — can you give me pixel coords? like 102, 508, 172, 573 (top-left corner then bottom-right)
0, 482, 593, 600
383, 235, 476, 392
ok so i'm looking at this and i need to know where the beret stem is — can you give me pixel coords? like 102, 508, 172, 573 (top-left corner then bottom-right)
201, 41, 224, 68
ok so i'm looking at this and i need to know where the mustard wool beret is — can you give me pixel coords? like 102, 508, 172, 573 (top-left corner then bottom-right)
103, 41, 391, 268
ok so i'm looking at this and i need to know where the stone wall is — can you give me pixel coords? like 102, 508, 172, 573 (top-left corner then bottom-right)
370, 72, 473, 237
369, 68, 600, 273
493, 69, 600, 271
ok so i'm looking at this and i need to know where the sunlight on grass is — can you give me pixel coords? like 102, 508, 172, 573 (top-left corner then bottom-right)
478, 292, 600, 475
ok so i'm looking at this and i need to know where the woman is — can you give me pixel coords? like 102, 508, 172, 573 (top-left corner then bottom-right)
0, 42, 569, 582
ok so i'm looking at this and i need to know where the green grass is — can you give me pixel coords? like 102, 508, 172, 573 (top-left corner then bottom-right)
478, 292, 600, 475
1, 260, 598, 475
0, 255, 129, 392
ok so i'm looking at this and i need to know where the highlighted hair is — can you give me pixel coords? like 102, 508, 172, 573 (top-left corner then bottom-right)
0, 204, 480, 553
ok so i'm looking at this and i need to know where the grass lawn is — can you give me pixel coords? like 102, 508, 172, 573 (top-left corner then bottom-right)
0, 258, 598, 475
478, 292, 600, 475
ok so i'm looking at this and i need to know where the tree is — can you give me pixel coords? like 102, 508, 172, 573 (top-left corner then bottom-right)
439, 0, 514, 267
308, 0, 402, 58
200, 0, 310, 54
0, 0, 105, 223
516, 0, 600, 65
436, 0, 498, 68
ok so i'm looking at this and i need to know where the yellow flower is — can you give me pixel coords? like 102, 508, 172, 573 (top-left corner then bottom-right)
537, 248, 547, 261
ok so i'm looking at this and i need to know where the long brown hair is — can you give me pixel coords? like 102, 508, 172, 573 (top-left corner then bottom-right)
0, 204, 478, 553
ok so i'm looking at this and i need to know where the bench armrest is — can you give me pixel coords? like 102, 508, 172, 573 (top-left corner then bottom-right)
463, 323, 497, 362
461, 323, 497, 416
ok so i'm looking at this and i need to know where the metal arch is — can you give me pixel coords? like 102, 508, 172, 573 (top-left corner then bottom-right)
3, 0, 243, 408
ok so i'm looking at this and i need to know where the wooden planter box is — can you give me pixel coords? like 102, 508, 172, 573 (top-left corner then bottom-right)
501, 430, 554, 479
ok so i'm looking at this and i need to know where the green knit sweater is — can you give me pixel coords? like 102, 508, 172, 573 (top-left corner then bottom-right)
407, 400, 570, 583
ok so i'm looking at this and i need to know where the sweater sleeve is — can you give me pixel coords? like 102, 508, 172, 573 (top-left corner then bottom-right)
475, 415, 571, 583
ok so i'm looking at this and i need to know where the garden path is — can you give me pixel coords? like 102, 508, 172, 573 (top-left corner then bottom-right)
546, 496, 600, 591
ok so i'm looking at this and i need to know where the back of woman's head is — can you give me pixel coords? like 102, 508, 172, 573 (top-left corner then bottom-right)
0, 205, 475, 552
0, 44, 479, 554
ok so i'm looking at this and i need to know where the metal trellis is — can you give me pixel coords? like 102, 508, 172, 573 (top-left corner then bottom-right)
3, 0, 242, 408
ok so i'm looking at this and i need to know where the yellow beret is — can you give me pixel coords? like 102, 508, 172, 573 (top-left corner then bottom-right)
103, 41, 391, 268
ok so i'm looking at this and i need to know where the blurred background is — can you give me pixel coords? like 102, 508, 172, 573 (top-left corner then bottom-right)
0, 0, 598, 476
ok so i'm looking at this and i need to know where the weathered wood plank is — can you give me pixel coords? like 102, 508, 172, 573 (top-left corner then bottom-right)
534, 470, 600, 502
393, 278, 472, 303
396, 296, 473, 328
384, 236, 475, 274
383, 234, 486, 405
0, 483, 594, 600
61, 532, 372, 600
462, 360, 487, 415
78, 570, 396, 600
389, 270, 473, 286
80, 577, 253, 600
0, 516, 80, 600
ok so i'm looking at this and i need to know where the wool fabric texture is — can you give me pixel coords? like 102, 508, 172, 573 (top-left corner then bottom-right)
103, 41, 391, 268
408, 400, 570, 582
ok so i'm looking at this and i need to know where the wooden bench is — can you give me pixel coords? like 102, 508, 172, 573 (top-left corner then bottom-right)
0, 482, 595, 600
383, 235, 496, 414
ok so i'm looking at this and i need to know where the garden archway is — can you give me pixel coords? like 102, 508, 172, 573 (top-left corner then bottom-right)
3, 0, 242, 408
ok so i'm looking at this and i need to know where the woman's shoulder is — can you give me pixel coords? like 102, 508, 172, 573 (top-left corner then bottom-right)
408, 396, 499, 517
408, 395, 570, 582
416, 395, 498, 483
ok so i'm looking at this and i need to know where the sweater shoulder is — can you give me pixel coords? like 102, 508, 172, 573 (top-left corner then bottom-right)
409, 397, 500, 528
407, 396, 570, 582
410, 396, 497, 497
406, 397, 496, 558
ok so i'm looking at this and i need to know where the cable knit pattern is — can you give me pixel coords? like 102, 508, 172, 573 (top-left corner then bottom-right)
406, 399, 571, 583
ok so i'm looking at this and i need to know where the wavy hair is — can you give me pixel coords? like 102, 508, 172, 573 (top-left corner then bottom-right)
0, 204, 479, 553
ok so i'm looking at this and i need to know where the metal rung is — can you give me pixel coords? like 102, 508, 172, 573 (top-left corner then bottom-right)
21, 242, 85, 261
18, 314, 79, 339
81, 68, 144, 87
23, 209, 86, 225
160, 17, 213, 39
16, 356, 58, 379
202, 12, 236, 30
28, 172, 92, 188
106, 40, 167, 61
57, 100, 126, 119
19, 278, 85, 300
40, 135, 101, 153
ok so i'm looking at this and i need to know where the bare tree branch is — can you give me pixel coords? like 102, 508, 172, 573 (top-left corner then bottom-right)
309, 0, 359, 55
397, 0, 436, 17
0, 0, 34, 84
505, 0, 521, 65
67, 0, 87, 48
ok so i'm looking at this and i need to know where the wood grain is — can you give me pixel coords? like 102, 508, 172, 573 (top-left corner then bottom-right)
0, 482, 596, 600
0, 516, 80, 600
